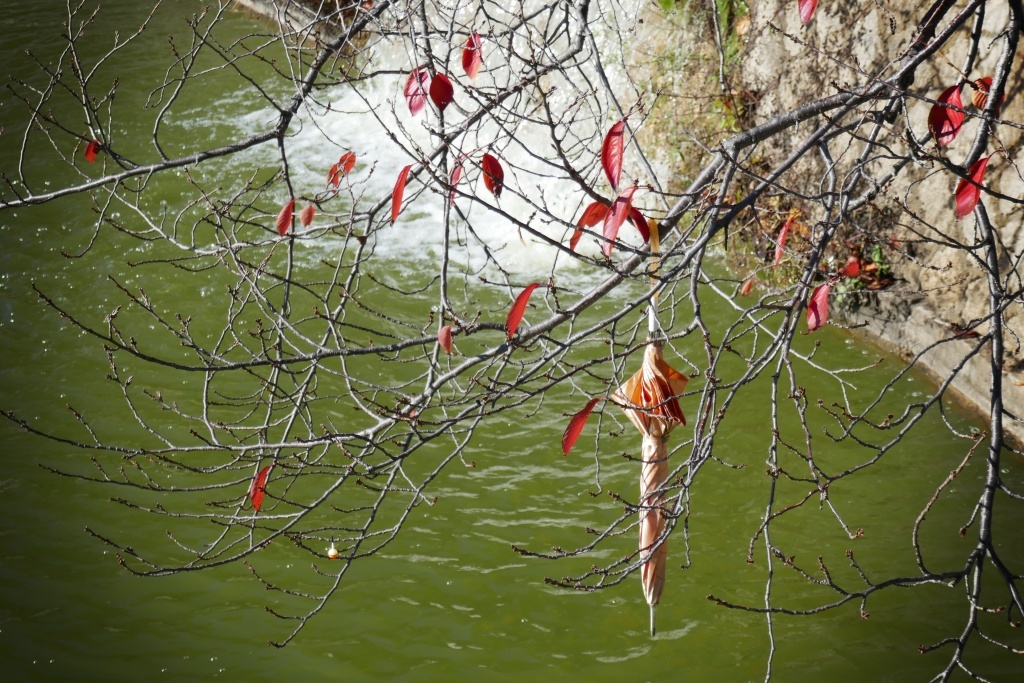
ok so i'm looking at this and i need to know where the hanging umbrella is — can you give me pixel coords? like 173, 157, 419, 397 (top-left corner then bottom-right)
613, 340, 688, 636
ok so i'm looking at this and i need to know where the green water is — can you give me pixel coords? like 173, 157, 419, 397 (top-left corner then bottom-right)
1, 2, 1022, 681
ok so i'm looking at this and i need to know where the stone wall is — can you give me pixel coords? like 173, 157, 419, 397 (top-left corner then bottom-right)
742, 1, 1024, 446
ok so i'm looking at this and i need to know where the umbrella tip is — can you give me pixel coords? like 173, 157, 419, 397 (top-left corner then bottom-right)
649, 604, 657, 637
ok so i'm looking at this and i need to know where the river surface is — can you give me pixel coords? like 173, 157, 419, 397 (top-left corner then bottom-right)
1, 2, 1023, 681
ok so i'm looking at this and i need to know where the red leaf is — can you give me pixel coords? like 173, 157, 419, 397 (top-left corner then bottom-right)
339, 151, 356, 175
562, 397, 603, 456
774, 216, 794, 268
807, 283, 831, 332
429, 73, 454, 111
328, 152, 356, 187
838, 255, 860, 278
404, 67, 431, 116
249, 465, 271, 512
739, 277, 754, 297
929, 85, 964, 147
601, 120, 625, 191
578, 201, 609, 228
299, 204, 316, 227
570, 201, 609, 251
277, 199, 295, 236
506, 283, 543, 340
602, 185, 638, 256
955, 155, 991, 221
568, 229, 584, 252
392, 164, 412, 224
798, 0, 818, 24
438, 325, 453, 354
449, 159, 463, 205
481, 153, 504, 198
84, 139, 100, 163
628, 206, 650, 243
463, 33, 483, 80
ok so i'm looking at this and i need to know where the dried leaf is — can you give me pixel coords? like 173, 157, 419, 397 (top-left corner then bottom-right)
798, 0, 819, 24
299, 204, 316, 227
506, 282, 543, 340
392, 165, 412, 224
929, 85, 964, 147
602, 185, 638, 256
249, 465, 272, 512
481, 153, 504, 198
807, 283, 831, 332
601, 120, 625, 191
438, 325, 453, 354
462, 33, 483, 81
971, 77, 1004, 116
774, 216, 794, 267
404, 67, 431, 116
276, 199, 295, 237
429, 73, 454, 111
955, 155, 990, 221
84, 139, 100, 163
562, 397, 603, 456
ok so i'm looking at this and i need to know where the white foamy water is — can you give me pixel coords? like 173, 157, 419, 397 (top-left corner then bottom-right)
201, 0, 664, 286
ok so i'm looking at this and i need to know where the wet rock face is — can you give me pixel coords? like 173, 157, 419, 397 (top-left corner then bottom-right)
740, 1, 1024, 446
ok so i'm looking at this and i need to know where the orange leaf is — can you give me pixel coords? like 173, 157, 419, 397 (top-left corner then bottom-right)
798, 0, 818, 24
955, 155, 990, 221
463, 33, 483, 80
429, 73, 454, 111
739, 277, 754, 297
481, 153, 504, 198
299, 204, 316, 227
929, 85, 964, 147
404, 67, 430, 116
277, 199, 295, 236
327, 163, 340, 187
506, 283, 543, 340
438, 324, 453, 354
84, 139, 100, 163
601, 120, 625, 191
249, 465, 272, 512
807, 283, 831, 332
602, 185, 638, 256
774, 216, 794, 268
392, 164, 412, 224
562, 397, 604, 456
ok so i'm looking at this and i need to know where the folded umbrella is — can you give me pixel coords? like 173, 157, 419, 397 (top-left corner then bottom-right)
613, 341, 688, 636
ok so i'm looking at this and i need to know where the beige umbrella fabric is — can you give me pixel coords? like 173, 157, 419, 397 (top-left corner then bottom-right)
613, 340, 688, 636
